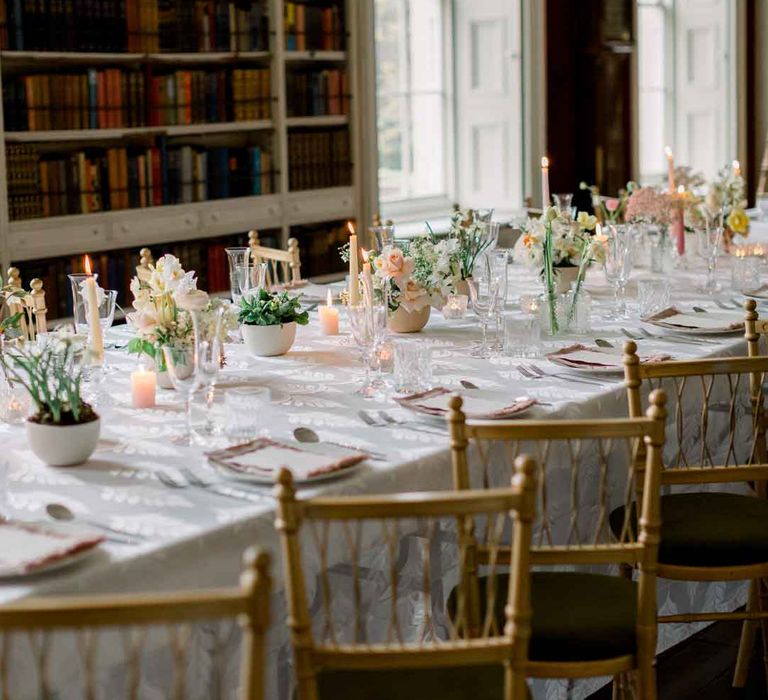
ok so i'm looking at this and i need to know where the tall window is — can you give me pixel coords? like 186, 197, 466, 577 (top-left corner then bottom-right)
375, 0, 448, 207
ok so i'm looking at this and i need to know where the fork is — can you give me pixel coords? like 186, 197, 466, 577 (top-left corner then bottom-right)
180, 467, 270, 503
377, 410, 448, 434
525, 364, 610, 387
621, 327, 711, 347
716, 299, 742, 311
359, 410, 445, 436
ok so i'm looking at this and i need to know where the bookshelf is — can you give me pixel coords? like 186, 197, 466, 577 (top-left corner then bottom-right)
0, 0, 371, 318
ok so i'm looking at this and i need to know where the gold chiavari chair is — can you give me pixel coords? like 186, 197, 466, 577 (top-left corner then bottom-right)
136, 247, 154, 283
248, 230, 302, 290
0, 548, 271, 699
622, 341, 768, 688
3, 268, 47, 341
448, 392, 667, 699
275, 462, 537, 700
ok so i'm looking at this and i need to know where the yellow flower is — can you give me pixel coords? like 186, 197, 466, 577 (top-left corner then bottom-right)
727, 208, 749, 235
576, 211, 597, 231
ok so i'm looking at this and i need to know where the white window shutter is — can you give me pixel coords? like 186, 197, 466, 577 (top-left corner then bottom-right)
454, 0, 523, 210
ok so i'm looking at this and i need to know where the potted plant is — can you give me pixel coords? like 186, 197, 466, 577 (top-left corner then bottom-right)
3, 338, 100, 466
238, 288, 309, 356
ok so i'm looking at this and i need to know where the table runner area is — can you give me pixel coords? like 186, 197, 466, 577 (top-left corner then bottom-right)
0, 258, 754, 699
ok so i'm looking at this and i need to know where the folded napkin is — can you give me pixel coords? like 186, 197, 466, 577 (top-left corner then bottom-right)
547, 344, 671, 369
0, 521, 104, 576
396, 388, 537, 419
645, 307, 742, 331
746, 284, 768, 299
207, 438, 367, 481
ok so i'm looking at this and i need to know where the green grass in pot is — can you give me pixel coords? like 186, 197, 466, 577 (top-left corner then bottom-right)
238, 288, 310, 327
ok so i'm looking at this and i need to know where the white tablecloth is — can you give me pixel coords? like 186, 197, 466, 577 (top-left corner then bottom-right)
0, 255, 757, 699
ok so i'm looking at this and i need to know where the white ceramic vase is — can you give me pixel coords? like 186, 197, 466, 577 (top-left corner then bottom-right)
26, 417, 101, 467
241, 322, 297, 357
387, 306, 431, 333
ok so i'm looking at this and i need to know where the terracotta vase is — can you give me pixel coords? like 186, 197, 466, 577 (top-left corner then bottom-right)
388, 306, 431, 333
554, 266, 579, 294
456, 278, 472, 296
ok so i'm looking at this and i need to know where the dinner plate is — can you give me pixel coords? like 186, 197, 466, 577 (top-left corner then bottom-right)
0, 521, 103, 580
211, 460, 363, 486
396, 387, 538, 420
546, 345, 671, 376
641, 308, 743, 336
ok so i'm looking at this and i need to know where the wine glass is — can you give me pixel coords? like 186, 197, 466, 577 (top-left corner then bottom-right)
468, 257, 502, 358
488, 250, 509, 349
696, 207, 724, 295
162, 315, 202, 446
347, 304, 387, 398
603, 226, 634, 319
197, 306, 224, 436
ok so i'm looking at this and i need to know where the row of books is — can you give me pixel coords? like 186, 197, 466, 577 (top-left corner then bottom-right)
288, 128, 351, 191
286, 69, 349, 117
3, 68, 271, 132
7, 143, 42, 221
283, 2, 344, 52
0, 0, 269, 53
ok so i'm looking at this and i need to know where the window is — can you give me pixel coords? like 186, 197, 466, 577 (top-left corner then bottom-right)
375, 0, 448, 208
637, 0, 738, 182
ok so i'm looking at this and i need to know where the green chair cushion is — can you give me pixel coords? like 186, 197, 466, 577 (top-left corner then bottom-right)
447, 571, 637, 663
609, 492, 768, 567
317, 664, 531, 700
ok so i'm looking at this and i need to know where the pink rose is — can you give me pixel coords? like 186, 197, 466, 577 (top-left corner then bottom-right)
381, 248, 414, 280
605, 198, 620, 212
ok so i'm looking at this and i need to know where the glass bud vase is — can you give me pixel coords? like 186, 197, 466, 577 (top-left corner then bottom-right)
538, 292, 572, 337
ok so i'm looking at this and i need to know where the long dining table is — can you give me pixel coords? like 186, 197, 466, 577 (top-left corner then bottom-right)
0, 254, 759, 700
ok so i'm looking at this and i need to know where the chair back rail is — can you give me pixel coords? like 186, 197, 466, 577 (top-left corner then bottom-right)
3, 273, 47, 341
0, 548, 270, 700
275, 463, 537, 700
248, 230, 301, 289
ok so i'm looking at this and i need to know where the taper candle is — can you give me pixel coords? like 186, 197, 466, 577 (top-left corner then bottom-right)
665, 146, 675, 193
347, 221, 359, 305
541, 156, 550, 210
83, 255, 104, 363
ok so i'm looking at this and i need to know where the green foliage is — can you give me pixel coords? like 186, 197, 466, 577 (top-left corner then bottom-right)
2, 338, 95, 425
238, 288, 309, 327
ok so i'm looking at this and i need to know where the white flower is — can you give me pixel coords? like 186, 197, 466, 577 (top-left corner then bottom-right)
174, 288, 209, 311
79, 280, 106, 312
127, 308, 159, 339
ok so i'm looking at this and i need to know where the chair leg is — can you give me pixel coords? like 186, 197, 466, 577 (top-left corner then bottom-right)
759, 578, 768, 687
636, 655, 657, 700
734, 579, 759, 687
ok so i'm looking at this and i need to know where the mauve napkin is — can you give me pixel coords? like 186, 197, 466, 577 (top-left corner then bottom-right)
547, 344, 671, 369
396, 388, 537, 419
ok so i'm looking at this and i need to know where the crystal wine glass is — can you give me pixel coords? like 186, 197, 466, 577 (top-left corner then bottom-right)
696, 207, 724, 295
197, 306, 224, 436
603, 227, 634, 320
468, 257, 502, 358
347, 304, 387, 398
488, 250, 510, 349
162, 314, 203, 446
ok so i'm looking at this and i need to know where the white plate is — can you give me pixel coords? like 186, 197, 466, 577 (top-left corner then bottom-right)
0, 522, 102, 580
211, 460, 363, 486
641, 319, 742, 336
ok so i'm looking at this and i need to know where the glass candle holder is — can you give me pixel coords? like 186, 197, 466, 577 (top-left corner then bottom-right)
443, 294, 468, 320
519, 294, 540, 316
731, 254, 762, 294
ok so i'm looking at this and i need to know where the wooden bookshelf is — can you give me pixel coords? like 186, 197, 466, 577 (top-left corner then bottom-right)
0, 0, 372, 317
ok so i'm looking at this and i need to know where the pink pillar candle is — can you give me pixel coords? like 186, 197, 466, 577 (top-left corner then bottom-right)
131, 366, 157, 408
319, 289, 340, 335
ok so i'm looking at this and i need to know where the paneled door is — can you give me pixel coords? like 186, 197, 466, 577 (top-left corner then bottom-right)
674, 0, 736, 177
454, 0, 523, 209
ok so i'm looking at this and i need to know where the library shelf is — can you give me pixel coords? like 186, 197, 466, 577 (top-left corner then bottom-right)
0, 51, 271, 68
285, 115, 349, 128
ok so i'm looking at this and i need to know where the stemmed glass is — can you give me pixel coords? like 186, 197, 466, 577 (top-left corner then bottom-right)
603, 226, 634, 319
488, 250, 509, 349
226, 247, 250, 304
468, 256, 502, 358
347, 304, 387, 398
197, 306, 224, 436
162, 314, 203, 446
696, 207, 724, 295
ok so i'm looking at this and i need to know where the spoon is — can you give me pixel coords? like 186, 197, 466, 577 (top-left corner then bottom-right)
460, 380, 479, 390
293, 426, 386, 461
594, 339, 614, 349
46, 503, 144, 545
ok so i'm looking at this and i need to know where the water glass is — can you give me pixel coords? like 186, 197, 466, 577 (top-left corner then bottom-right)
224, 387, 271, 441
647, 227, 672, 274
162, 316, 202, 446
198, 307, 224, 436
393, 341, 433, 394
97, 290, 118, 331
68, 272, 99, 334
695, 225, 723, 294
552, 193, 574, 218
637, 279, 671, 318
732, 255, 762, 294
757, 196, 768, 221
503, 316, 540, 357
347, 304, 387, 398
467, 267, 502, 358
226, 247, 250, 304
370, 224, 395, 250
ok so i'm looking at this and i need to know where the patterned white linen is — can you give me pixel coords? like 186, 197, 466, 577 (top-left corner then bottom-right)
0, 257, 755, 699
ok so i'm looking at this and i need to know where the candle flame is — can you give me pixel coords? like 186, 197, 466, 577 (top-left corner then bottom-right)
84, 254, 92, 275
677, 185, 685, 194
347, 221, 356, 236
595, 223, 601, 237
326, 289, 333, 307
540, 156, 549, 168
664, 146, 673, 159
733, 159, 741, 170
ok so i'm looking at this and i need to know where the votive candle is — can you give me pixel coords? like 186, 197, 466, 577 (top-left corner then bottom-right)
131, 365, 157, 409
319, 289, 340, 335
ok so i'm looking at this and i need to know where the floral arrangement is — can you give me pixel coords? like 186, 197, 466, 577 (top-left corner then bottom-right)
579, 181, 631, 223
445, 209, 497, 280
707, 165, 749, 239
518, 208, 598, 270
2, 336, 96, 426
624, 187, 674, 226
238, 288, 309, 326
126, 254, 209, 369
370, 235, 461, 313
